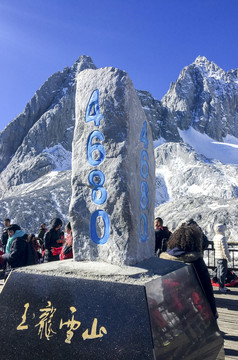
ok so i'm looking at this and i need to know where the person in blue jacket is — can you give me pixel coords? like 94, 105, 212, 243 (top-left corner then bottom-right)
0, 224, 28, 279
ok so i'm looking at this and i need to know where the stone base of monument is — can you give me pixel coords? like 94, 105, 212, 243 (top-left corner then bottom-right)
0, 258, 223, 360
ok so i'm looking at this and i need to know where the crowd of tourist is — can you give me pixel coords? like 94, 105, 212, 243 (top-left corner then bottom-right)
0, 217, 73, 280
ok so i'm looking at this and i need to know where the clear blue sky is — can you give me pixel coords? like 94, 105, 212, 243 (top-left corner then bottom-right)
0, 0, 237, 132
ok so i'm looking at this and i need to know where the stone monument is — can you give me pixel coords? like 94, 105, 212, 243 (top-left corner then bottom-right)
69, 67, 155, 265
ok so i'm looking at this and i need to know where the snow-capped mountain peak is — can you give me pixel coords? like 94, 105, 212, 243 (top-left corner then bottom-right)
193, 55, 225, 80
159, 56, 238, 143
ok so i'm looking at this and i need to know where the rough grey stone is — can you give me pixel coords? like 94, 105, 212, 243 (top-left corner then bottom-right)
70, 67, 155, 265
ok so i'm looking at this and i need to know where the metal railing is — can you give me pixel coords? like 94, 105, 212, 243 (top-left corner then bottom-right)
204, 241, 238, 271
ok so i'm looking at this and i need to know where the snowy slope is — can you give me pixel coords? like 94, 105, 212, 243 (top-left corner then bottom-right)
178, 128, 238, 165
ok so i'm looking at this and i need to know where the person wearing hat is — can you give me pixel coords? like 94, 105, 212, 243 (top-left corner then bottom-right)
0, 224, 28, 279
213, 224, 231, 293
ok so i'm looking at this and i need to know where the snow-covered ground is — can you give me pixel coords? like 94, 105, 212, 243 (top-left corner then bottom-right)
178, 127, 238, 165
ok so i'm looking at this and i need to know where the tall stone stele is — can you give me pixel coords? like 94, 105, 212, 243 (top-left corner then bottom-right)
69, 67, 155, 265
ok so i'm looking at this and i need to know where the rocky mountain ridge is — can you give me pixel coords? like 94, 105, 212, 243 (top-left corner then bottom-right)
0, 55, 238, 242
154, 142, 238, 241
161, 56, 238, 141
138, 56, 238, 145
0, 56, 96, 190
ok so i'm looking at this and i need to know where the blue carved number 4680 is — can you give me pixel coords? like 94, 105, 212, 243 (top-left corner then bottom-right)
85, 89, 103, 126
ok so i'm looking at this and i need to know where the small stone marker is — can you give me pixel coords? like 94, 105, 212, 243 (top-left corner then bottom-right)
70, 67, 155, 265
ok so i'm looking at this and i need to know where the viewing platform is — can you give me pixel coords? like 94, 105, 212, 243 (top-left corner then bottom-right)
214, 285, 238, 360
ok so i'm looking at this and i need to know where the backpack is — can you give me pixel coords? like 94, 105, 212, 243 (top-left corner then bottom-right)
212, 268, 238, 287
25, 242, 38, 266
226, 270, 238, 286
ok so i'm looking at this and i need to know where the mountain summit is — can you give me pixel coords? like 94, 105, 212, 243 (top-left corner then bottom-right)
159, 55, 238, 143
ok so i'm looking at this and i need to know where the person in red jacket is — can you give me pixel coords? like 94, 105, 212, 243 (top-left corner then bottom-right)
60, 222, 73, 260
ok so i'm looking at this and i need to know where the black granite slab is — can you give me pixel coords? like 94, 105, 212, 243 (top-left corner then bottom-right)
145, 264, 223, 360
134, 256, 186, 276
0, 272, 154, 360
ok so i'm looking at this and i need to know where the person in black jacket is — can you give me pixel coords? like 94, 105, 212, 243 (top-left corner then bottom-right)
159, 223, 218, 319
0, 224, 28, 279
44, 218, 63, 262
154, 217, 171, 255
37, 223, 47, 247
1, 218, 11, 252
